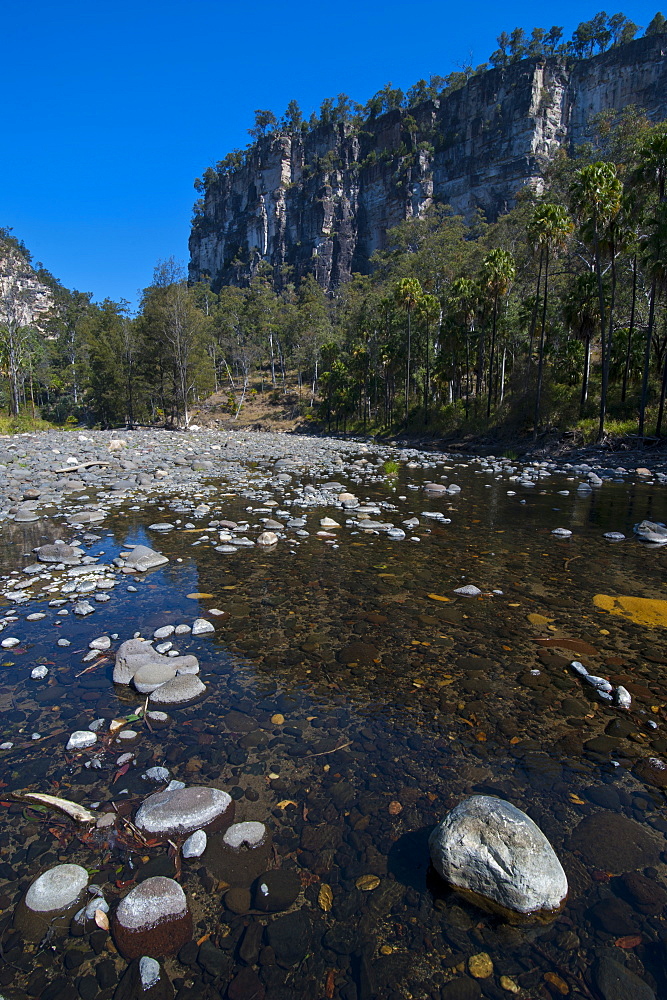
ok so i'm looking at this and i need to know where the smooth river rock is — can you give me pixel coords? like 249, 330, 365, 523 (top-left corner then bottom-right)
429, 795, 568, 918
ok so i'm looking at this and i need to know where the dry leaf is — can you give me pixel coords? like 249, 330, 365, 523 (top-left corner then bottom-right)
318, 884, 333, 911
427, 593, 451, 602
276, 799, 297, 809
356, 874, 380, 891
186, 593, 214, 599
615, 934, 642, 949
568, 793, 585, 805
94, 909, 109, 931
544, 971, 569, 994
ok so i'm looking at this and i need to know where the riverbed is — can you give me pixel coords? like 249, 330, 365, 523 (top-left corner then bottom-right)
0, 429, 665, 1000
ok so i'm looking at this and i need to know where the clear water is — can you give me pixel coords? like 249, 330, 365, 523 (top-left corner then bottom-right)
0, 457, 666, 1000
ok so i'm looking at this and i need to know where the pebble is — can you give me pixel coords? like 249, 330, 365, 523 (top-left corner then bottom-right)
66, 731, 98, 750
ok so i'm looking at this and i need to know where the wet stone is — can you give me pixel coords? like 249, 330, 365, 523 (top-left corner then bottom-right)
253, 870, 301, 912
265, 911, 311, 967
568, 813, 664, 874
593, 955, 656, 1000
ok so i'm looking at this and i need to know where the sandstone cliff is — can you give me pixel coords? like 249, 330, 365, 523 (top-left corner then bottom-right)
189, 35, 667, 292
0, 241, 55, 334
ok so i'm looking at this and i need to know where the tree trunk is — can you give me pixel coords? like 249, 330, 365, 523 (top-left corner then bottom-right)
621, 254, 637, 403
486, 297, 498, 422
639, 277, 657, 438
534, 246, 549, 439
580, 334, 591, 415
599, 237, 616, 441
405, 309, 411, 425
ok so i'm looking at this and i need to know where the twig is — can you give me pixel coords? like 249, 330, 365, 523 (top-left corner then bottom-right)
302, 740, 352, 758
531, 941, 597, 1000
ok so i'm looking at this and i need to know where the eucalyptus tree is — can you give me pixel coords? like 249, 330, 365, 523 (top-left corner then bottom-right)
394, 277, 423, 423
447, 277, 479, 419
630, 123, 667, 435
527, 204, 573, 435
416, 292, 440, 425
562, 274, 601, 415
639, 204, 667, 435
480, 248, 516, 422
570, 162, 623, 439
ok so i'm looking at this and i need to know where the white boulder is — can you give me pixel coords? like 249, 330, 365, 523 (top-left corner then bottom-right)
429, 795, 567, 917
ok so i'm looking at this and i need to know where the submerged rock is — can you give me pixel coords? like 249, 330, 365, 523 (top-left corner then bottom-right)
14, 863, 89, 941
111, 876, 192, 960
634, 520, 667, 544
429, 795, 568, 919
135, 785, 234, 837
148, 673, 206, 704
205, 821, 272, 886
113, 956, 175, 1000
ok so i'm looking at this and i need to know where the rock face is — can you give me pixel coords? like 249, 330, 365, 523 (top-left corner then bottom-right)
190, 36, 667, 292
111, 876, 192, 960
429, 795, 568, 918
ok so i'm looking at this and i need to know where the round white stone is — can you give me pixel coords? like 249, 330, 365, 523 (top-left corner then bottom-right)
223, 821, 267, 850
139, 956, 161, 990
182, 829, 207, 858
135, 785, 231, 836
191, 618, 215, 635
115, 876, 186, 930
67, 731, 97, 750
25, 864, 89, 913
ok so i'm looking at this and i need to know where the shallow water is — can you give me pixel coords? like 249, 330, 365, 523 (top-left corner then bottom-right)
1, 452, 666, 1000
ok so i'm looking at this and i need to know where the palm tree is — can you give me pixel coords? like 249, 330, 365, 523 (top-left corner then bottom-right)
480, 249, 515, 422
527, 204, 573, 436
448, 277, 478, 420
416, 293, 440, 425
570, 162, 622, 440
394, 277, 422, 424
562, 274, 601, 416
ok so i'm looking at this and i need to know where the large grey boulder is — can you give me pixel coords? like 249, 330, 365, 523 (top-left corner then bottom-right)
429, 795, 567, 917
113, 638, 200, 687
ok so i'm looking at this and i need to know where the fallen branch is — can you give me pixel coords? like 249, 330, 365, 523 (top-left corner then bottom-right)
54, 461, 110, 473
12, 792, 98, 823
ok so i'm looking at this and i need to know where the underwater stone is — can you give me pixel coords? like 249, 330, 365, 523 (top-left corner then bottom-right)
14, 863, 89, 941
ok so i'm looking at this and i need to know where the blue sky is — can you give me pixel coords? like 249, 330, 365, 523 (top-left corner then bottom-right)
1, 1, 662, 308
